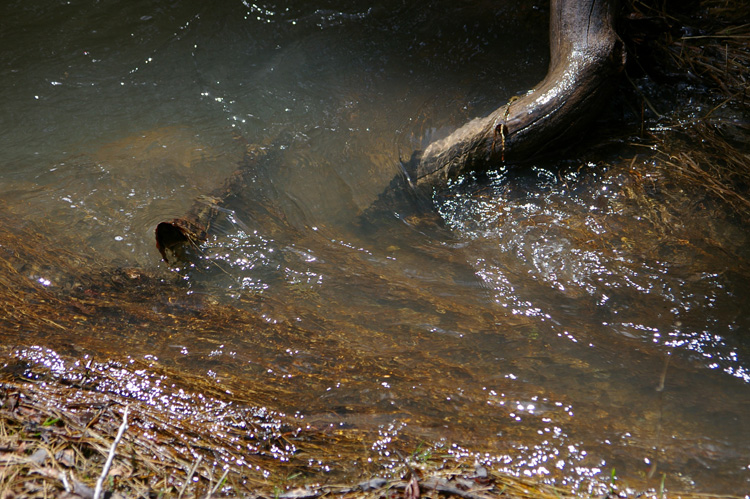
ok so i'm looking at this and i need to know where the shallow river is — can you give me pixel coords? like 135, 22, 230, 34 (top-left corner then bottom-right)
1, 0, 749, 494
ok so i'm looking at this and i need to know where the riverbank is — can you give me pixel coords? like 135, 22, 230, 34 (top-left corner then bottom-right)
2, 377, 740, 499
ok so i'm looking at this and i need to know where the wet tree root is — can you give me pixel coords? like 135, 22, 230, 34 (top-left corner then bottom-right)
407, 0, 625, 188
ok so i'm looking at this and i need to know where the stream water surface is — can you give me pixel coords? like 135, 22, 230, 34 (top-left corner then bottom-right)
1, 0, 749, 495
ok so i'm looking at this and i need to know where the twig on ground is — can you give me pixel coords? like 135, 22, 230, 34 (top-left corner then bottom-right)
207, 468, 230, 499
93, 405, 129, 499
178, 454, 203, 499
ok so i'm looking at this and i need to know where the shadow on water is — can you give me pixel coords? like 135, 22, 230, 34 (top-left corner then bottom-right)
1, 0, 749, 495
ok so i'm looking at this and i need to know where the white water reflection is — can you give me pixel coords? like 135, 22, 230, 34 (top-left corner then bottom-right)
437, 162, 750, 384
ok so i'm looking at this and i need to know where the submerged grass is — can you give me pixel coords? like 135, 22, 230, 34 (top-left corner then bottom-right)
616, 0, 750, 248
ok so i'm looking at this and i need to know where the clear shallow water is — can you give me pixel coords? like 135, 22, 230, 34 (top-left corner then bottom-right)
1, 0, 749, 494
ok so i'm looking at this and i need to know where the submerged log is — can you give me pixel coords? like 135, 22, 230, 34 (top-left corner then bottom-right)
405, 0, 625, 188
155, 145, 270, 264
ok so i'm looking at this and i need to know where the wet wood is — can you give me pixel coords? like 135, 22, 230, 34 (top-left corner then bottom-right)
155, 146, 270, 264
406, 0, 625, 188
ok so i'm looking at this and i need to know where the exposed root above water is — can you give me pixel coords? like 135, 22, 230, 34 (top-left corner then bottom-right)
407, 0, 626, 188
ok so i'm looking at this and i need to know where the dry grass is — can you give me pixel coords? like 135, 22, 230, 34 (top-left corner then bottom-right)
656, 122, 750, 218
628, 0, 750, 94
3, 378, 743, 499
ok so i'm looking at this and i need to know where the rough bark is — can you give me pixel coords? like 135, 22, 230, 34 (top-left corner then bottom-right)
406, 0, 625, 188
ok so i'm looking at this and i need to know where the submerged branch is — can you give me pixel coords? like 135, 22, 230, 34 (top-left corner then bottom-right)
155, 145, 271, 264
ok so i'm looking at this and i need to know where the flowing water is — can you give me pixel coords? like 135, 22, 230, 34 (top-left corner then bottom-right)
1, 0, 749, 494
